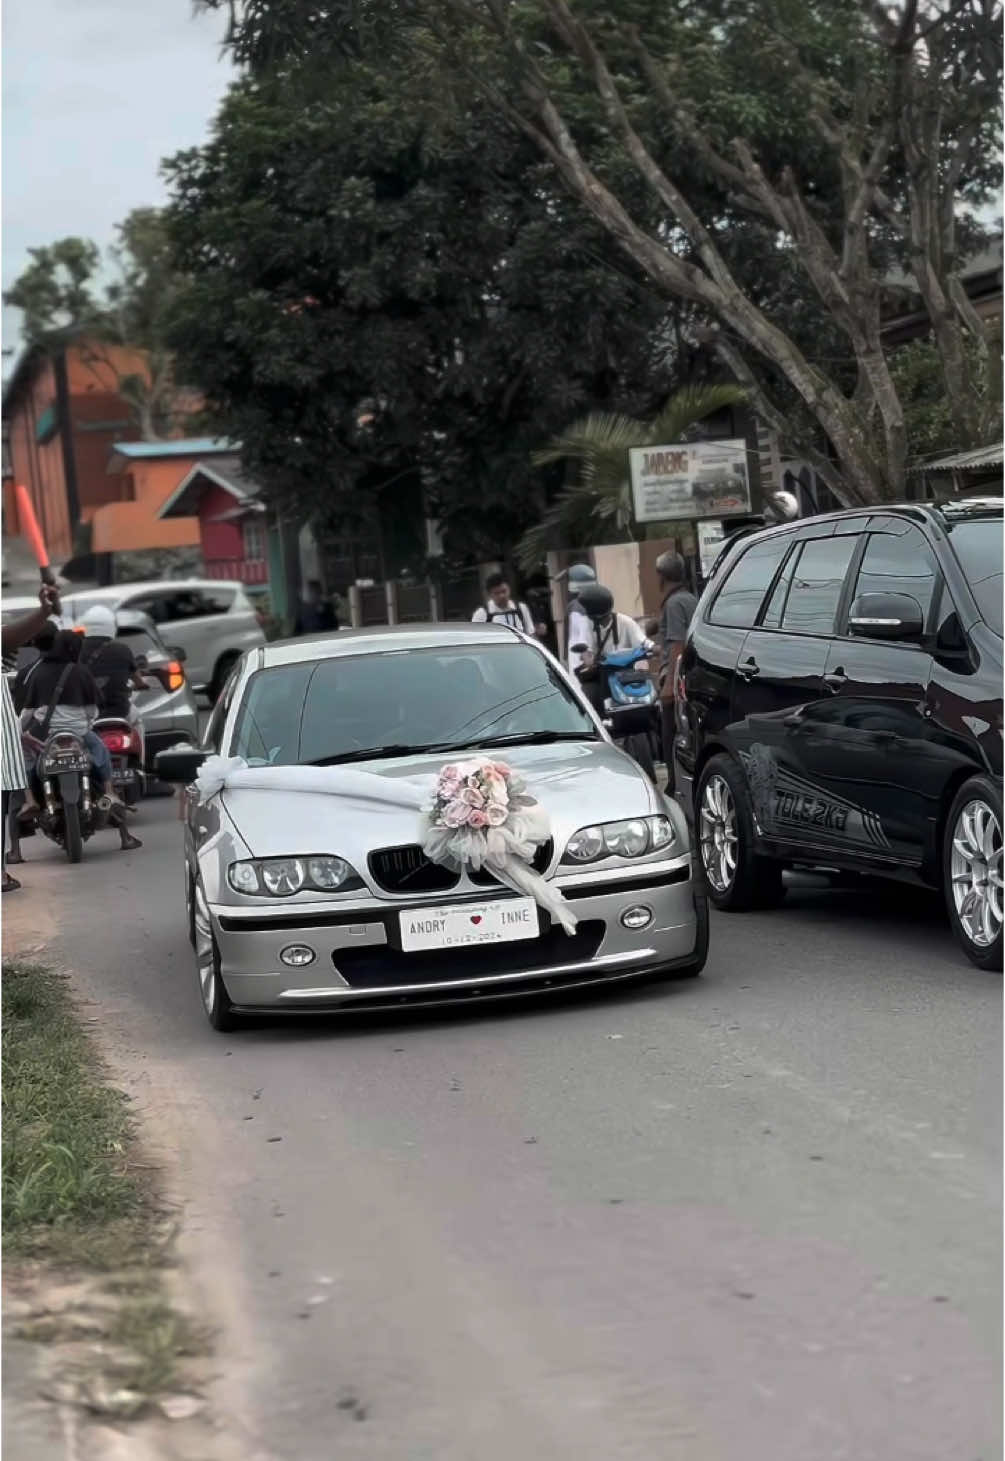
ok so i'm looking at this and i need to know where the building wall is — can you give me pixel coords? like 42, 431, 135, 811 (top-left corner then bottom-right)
199, 484, 244, 563
90, 457, 201, 555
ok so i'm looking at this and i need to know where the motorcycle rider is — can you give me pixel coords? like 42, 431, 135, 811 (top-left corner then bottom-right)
18, 631, 141, 854
567, 581, 646, 679
563, 563, 596, 665
78, 605, 146, 724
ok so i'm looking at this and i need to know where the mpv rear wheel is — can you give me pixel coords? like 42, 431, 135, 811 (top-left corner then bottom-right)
696, 754, 784, 911
944, 776, 1003, 971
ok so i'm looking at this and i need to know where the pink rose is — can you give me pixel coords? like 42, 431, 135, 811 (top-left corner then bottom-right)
468, 808, 489, 829
439, 765, 462, 792
442, 799, 470, 828
486, 803, 508, 826
492, 762, 512, 779
462, 786, 485, 808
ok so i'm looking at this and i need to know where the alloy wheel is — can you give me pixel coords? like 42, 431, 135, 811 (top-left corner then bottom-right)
193, 880, 218, 1015
699, 773, 738, 895
950, 798, 1003, 950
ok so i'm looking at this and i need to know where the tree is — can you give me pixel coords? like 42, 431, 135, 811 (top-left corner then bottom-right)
517, 383, 747, 567
4, 209, 192, 439
202, 0, 1002, 506
161, 68, 679, 563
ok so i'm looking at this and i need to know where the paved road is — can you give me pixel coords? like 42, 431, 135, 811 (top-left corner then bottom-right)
7, 799, 1000, 1461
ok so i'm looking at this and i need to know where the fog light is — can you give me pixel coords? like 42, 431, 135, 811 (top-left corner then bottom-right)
620, 905, 653, 931
279, 944, 316, 968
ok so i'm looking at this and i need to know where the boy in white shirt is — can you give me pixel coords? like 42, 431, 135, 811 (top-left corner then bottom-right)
472, 573, 536, 635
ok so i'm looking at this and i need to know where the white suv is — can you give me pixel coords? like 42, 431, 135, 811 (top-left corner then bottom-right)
62, 579, 266, 700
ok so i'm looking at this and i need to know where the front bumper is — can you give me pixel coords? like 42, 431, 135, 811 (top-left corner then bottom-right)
210, 856, 701, 1010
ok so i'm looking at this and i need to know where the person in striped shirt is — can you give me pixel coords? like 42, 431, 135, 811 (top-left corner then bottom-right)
2, 586, 59, 892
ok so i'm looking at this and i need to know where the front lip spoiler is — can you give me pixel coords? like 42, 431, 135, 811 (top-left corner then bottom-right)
229, 948, 700, 1015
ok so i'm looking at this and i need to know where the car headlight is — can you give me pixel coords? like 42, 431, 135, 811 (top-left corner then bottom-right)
227, 855, 361, 897
562, 815, 675, 864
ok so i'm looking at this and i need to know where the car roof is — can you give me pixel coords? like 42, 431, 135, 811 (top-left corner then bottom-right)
255, 621, 521, 669
62, 579, 246, 602
720, 496, 1004, 550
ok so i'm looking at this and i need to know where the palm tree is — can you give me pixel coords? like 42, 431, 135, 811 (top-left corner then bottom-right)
517, 384, 748, 570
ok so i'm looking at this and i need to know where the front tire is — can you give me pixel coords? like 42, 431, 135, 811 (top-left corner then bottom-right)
944, 776, 1003, 971
63, 803, 83, 864
193, 878, 239, 1030
695, 754, 784, 911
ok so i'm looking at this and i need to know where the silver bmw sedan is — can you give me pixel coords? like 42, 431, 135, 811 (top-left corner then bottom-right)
156, 623, 708, 1030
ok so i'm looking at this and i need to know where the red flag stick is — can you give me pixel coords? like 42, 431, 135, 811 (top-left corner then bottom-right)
14, 483, 55, 585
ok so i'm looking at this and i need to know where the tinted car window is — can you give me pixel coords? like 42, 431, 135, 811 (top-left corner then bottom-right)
780, 535, 858, 636
848, 528, 938, 627
231, 643, 598, 766
760, 544, 800, 628
709, 537, 791, 629
948, 521, 1003, 635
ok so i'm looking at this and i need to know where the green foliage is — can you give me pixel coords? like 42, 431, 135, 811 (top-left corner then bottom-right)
161, 69, 676, 559
517, 383, 746, 566
890, 328, 1004, 462
4, 210, 191, 439
3, 964, 139, 1242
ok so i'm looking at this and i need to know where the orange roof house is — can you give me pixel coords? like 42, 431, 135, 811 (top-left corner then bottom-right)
90, 438, 238, 556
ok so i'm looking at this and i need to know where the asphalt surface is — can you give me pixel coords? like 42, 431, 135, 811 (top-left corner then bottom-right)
7, 796, 1000, 1461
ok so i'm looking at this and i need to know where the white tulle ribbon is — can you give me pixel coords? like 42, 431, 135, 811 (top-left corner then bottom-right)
195, 754, 577, 934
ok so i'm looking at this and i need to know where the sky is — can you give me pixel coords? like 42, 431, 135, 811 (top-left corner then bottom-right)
2, 0, 234, 364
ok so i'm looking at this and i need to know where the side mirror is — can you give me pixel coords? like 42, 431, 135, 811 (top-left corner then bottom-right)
134, 653, 149, 671
167, 645, 187, 663
155, 744, 207, 785
847, 593, 924, 641
570, 643, 589, 654
604, 703, 653, 735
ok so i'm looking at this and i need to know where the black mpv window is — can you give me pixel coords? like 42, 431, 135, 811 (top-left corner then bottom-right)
709, 537, 790, 629
849, 528, 938, 629
780, 536, 858, 636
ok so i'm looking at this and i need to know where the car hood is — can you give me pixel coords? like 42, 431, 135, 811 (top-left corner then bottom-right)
220, 740, 659, 860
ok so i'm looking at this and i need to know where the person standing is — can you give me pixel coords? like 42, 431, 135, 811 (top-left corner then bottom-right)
472, 573, 537, 635
2, 586, 59, 892
294, 580, 338, 636
656, 551, 698, 794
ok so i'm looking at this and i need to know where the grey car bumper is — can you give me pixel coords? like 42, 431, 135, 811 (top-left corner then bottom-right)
209, 858, 703, 1010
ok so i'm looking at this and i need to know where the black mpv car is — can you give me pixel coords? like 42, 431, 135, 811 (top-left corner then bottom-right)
673, 497, 1003, 969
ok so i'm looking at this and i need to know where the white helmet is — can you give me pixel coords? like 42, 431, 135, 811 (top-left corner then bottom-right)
80, 604, 117, 638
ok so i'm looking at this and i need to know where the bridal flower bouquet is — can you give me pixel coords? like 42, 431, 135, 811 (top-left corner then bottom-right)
422, 757, 577, 933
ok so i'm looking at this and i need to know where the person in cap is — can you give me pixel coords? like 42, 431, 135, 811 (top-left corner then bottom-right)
564, 563, 596, 666
655, 552, 697, 791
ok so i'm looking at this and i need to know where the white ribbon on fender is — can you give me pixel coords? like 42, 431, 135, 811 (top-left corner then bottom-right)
195, 756, 578, 934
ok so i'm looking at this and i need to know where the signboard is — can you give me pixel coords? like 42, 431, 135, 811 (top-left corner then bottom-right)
697, 520, 726, 578
629, 438, 751, 524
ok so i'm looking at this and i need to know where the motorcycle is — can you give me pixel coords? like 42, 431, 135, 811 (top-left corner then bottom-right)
93, 716, 145, 807
571, 640, 659, 781
17, 730, 114, 863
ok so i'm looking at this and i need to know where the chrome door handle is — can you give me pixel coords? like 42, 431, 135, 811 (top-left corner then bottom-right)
738, 659, 760, 681
824, 670, 847, 690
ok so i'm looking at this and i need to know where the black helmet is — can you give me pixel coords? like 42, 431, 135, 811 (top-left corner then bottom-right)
576, 582, 614, 621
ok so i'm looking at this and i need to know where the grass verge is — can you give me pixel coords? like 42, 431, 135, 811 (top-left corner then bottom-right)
2, 961, 210, 1409
3, 962, 141, 1251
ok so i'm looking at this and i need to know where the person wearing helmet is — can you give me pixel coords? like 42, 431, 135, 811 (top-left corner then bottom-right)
563, 563, 596, 665
655, 551, 697, 791
568, 582, 646, 680
78, 605, 144, 722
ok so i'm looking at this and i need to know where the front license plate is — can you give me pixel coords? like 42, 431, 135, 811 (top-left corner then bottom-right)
400, 897, 538, 952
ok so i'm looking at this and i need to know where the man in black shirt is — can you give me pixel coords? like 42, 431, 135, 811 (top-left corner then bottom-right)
78, 606, 143, 720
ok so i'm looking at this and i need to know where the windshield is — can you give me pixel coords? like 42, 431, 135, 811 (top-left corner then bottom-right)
949, 521, 1003, 635
230, 642, 599, 765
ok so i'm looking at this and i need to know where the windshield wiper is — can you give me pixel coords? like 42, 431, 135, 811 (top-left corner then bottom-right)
309, 744, 441, 766
442, 730, 599, 751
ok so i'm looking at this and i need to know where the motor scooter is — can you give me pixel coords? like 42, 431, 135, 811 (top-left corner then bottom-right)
93, 716, 145, 807
571, 640, 659, 781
